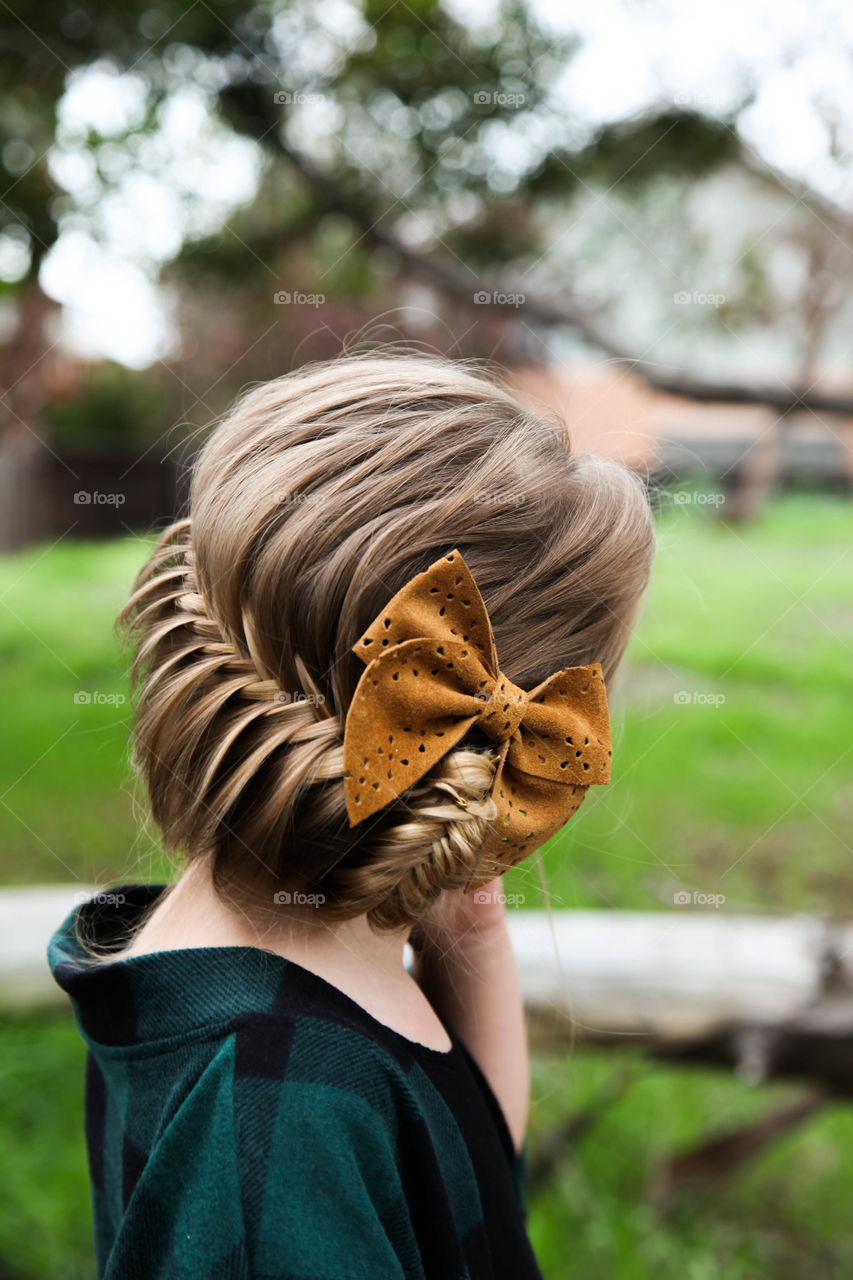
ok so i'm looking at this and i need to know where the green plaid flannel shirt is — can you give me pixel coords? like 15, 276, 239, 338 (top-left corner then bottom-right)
48, 884, 543, 1280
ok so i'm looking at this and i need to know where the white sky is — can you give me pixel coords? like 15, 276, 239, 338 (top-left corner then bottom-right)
22, 0, 853, 367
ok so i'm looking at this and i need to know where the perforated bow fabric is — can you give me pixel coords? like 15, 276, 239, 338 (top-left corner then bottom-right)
343, 548, 612, 893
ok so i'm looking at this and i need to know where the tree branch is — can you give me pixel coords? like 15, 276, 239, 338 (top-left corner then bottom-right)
276, 136, 853, 417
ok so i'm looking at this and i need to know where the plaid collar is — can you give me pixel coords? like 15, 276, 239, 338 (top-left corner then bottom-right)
48, 883, 463, 1066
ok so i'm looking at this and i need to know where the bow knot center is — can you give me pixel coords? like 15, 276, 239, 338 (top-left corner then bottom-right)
478, 671, 528, 743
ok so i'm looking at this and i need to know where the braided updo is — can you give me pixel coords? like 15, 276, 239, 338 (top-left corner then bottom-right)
118, 352, 655, 935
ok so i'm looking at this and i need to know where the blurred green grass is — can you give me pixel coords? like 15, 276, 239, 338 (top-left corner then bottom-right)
0, 1014, 93, 1280
0, 535, 169, 888
527, 1048, 853, 1280
0, 489, 851, 1279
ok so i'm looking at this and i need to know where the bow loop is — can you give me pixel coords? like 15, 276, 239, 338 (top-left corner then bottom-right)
508, 664, 612, 785
342, 637, 494, 822
353, 549, 498, 674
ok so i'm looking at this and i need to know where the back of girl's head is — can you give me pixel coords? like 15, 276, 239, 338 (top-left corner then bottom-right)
118, 350, 656, 935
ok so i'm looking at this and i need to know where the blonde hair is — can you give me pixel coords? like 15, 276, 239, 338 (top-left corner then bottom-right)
117, 351, 656, 937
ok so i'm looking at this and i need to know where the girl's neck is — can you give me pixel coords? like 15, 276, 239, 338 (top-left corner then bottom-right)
118, 860, 453, 1052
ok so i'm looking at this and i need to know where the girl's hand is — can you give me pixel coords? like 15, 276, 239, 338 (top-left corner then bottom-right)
408, 876, 529, 1156
408, 877, 508, 958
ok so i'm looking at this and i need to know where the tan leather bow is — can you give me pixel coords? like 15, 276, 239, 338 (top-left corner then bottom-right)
343, 548, 612, 893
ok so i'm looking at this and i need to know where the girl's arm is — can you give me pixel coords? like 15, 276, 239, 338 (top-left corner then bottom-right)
408, 881, 529, 1156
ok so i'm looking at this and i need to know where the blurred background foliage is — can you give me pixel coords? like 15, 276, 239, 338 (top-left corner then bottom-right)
1, 0, 829, 456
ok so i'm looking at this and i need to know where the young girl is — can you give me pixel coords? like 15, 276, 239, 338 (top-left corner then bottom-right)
48, 351, 656, 1280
